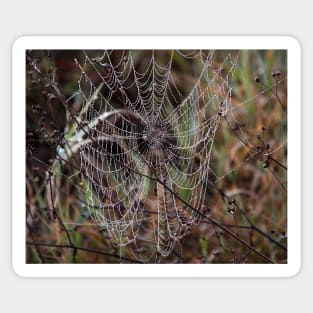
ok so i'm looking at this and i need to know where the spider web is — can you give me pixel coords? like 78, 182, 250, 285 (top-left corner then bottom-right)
69, 50, 237, 258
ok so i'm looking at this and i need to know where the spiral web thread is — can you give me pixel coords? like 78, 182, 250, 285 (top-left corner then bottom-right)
73, 50, 237, 259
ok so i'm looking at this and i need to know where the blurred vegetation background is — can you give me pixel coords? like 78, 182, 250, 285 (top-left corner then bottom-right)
26, 49, 287, 264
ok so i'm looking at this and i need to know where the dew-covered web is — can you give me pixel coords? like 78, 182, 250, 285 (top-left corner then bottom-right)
69, 50, 237, 259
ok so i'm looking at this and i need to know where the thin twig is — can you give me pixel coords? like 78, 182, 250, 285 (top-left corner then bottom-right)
209, 182, 287, 251
26, 241, 143, 263
47, 174, 77, 262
